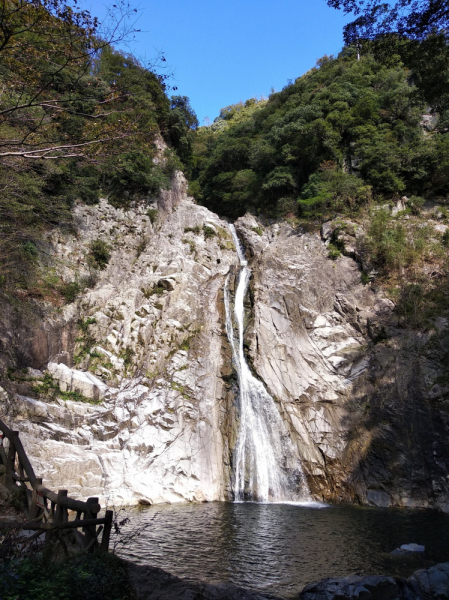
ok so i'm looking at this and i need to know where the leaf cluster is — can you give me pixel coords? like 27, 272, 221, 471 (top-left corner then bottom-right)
326, 0, 449, 44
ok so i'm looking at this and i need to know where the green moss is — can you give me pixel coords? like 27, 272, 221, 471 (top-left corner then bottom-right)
361, 271, 370, 285
327, 243, 341, 260
251, 226, 263, 236
74, 318, 97, 365
120, 346, 135, 369
170, 381, 190, 399
182, 238, 196, 254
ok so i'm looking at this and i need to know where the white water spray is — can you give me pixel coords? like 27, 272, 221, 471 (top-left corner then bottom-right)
226, 225, 311, 502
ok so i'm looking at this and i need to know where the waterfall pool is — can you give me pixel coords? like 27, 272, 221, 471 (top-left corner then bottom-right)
116, 501, 449, 599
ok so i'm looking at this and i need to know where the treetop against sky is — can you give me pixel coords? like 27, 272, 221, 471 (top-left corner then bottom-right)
82, 0, 355, 123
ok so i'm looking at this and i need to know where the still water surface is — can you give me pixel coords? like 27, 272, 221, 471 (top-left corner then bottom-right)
117, 502, 449, 598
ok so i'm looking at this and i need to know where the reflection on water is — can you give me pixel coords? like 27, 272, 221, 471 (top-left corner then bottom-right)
117, 502, 449, 599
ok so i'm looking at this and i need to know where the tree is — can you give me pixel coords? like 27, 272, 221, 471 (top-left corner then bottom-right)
326, 0, 449, 43
0, 0, 152, 160
166, 95, 199, 165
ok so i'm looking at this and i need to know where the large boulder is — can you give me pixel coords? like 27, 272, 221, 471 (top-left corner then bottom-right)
47, 362, 108, 401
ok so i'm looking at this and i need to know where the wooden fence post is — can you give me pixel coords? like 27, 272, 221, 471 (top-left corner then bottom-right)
4, 431, 18, 490
100, 510, 113, 552
30, 477, 43, 520
83, 497, 99, 551
54, 490, 68, 525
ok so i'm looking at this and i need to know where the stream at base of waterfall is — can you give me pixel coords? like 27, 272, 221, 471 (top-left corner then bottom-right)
226, 225, 311, 503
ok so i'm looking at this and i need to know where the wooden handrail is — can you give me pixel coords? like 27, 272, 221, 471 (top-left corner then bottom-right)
36, 484, 101, 514
0, 417, 112, 552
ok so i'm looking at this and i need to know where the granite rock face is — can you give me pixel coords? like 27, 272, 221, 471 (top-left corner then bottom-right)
1, 173, 449, 510
0, 172, 238, 506
235, 215, 449, 510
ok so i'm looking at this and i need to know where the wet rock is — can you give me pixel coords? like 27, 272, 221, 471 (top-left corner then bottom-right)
408, 563, 449, 598
298, 563, 449, 599
391, 543, 425, 556
367, 490, 391, 507
300, 574, 400, 600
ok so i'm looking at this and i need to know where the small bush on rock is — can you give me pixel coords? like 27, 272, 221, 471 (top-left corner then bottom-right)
203, 225, 216, 239
146, 209, 158, 224
87, 240, 111, 270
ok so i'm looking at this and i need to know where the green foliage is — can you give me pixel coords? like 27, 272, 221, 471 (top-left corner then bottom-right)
32, 373, 98, 404
327, 243, 342, 260
409, 195, 426, 215
87, 240, 111, 271
361, 271, 370, 285
78, 318, 97, 335
182, 238, 196, 254
203, 225, 216, 239
0, 553, 133, 600
107, 153, 171, 207
365, 208, 440, 272
191, 49, 448, 220
298, 162, 372, 219
121, 347, 135, 369
60, 281, 82, 304
184, 225, 201, 234
187, 180, 202, 201
167, 96, 199, 168
74, 318, 97, 366
252, 226, 263, 236
141, 284, 165, 298
0, 17, 197, 296
146, 209, 158, 224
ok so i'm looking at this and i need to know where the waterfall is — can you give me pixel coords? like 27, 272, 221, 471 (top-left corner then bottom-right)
226, 225, 311, 503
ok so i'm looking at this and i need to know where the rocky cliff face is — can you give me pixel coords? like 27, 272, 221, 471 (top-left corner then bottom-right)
235, 215, 449, 511
1, 175, 448, 510
0, 172, 237, 505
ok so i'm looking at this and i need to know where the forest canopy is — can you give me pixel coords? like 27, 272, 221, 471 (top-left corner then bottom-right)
188, 46, 449, 220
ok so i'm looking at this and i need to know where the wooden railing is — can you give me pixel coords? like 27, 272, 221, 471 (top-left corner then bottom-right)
0, 417, 113, 553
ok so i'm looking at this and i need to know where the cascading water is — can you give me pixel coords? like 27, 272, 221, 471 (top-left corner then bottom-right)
226, 225, 311, 503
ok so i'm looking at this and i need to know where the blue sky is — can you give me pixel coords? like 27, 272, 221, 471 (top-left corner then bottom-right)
85, 0, 354, 124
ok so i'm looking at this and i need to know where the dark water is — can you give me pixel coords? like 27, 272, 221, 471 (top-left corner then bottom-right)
116, 502, 449, 599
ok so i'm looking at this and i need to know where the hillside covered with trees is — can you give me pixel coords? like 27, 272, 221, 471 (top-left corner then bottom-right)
189, 45, 449, 221
0, 0, 197, 297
